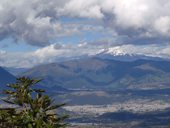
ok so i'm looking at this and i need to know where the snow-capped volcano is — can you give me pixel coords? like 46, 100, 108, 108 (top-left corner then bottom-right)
95, 46, 167, 61
98, 46, 132, 56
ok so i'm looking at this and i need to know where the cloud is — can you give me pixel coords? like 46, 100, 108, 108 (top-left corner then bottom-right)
154, 16, 170, 36
0, 41, 112, 68
59, 0, 170, 41
1, 0, 170, 46
1, 0, 170, 68
59, 0, 104, 19
1, 42, 170, 68
0, 0, 79, 46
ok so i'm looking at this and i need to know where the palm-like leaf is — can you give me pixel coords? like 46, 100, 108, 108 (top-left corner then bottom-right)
0, 77, 68, 128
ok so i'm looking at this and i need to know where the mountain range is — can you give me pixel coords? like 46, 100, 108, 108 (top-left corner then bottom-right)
0, 67, 16, 90
4, 67, 28, 76
2, 48, 170, 91
21, 57, 170, 90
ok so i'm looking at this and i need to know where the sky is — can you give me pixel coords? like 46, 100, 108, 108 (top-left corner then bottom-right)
1, 0, 170, 68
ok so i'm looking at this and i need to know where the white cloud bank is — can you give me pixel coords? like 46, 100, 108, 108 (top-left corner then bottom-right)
1, 0, 170, 46
1, 43, 170, 68
60, 0, 170, 35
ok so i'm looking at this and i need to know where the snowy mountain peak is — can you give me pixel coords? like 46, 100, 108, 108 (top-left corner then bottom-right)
106, 47, 128, 56
97, 46, 134, 57
95, 46, 168, 62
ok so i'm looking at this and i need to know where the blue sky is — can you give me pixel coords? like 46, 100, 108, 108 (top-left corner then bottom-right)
1, 0, 170, 68
0, 38, 38, 52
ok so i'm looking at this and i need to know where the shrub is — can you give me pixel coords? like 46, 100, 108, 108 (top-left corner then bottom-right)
0, 77, 68, 128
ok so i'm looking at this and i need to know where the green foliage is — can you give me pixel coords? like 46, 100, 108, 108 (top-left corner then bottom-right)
0, 77, 68, 128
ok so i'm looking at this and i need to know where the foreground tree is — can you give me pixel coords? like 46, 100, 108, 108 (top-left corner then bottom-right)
0, 77, 68, 128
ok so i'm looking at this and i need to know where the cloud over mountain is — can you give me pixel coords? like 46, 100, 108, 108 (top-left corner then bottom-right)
1, 43, 170, 68
1, 0, 170, 67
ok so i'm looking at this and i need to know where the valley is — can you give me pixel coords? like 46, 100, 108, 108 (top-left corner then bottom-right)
52, 89, 170, 127
1, 58, 170, 127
